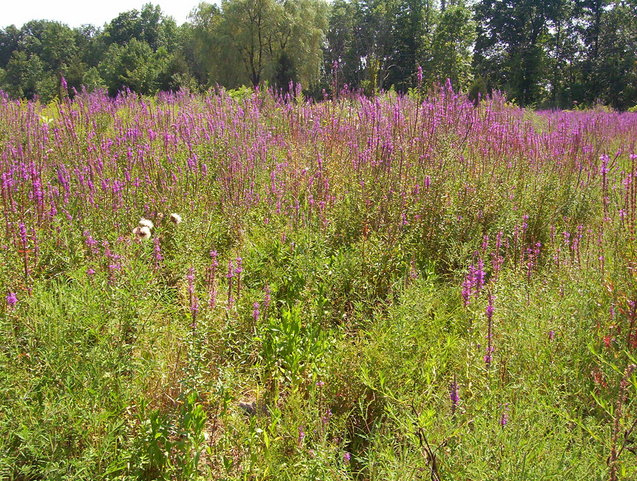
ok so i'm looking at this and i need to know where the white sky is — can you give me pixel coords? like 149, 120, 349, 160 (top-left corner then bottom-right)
1, 1, 208, 29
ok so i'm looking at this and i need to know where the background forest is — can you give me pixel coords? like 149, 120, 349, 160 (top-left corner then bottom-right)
0, 0, 636, 109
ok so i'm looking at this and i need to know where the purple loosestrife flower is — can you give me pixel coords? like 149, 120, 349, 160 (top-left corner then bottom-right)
18, 222, 28, 248
187, 267, 199, 322
475, 259, 485, 291
485, 294, 495, 368
462, 276, 472, 306
526, 242, 541, 280
491, 231, 504, 279
234, 257, 243, 276
252, 302, 260, 322
500, 404, 510, 427
83, 230, 99, 255
153, 237, 163, 269
600, 154, 610, 175
6, 292, 18, 308
449, 379, 459, 414
486, 295, 495, 319
107, 263, 121, 284
462, 260, 486, 306
322, 408, 333, 425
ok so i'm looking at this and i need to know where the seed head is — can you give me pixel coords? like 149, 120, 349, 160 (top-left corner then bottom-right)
132, 226, 152, 240
139, 218, 154, 230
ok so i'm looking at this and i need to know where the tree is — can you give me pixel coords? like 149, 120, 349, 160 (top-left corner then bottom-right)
543, 0, 582, 107
188, 2, 224, 85
191, 0, 328, 88
324, 0, 359, 89
272, 0, 328, 88
425, 2, 475, 91
99, 39, 169, 95
0, 26, 22, 69
593, 0, 637, 109
2, 50, 45, 99
474, 0, 561, 106
104, 3, 178, 51
218, 0, 281, 86
388, 0, 431, 91
325, 0, 436, 93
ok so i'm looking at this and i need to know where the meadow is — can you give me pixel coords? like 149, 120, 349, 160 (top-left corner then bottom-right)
0, 85, 636, 480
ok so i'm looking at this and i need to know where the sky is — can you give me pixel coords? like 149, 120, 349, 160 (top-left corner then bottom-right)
1, 0, 206, 29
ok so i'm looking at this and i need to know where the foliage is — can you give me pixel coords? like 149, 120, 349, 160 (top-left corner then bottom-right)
0, 1, 636, 108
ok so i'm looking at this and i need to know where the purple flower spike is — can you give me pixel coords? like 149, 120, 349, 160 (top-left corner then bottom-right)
500, 404, 510, 427
449, 380, 459, 414
6, 292, 18, 308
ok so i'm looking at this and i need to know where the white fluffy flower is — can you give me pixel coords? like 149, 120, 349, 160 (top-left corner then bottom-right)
132, 226, 152, 240
139, 217, 154, 230
170, 213, 182, 224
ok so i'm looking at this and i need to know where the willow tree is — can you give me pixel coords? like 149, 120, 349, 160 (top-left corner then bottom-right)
191, 0, 328, 88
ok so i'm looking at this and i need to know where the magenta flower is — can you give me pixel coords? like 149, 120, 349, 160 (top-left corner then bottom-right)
449, 380, 459, 414
6, 292, 18, 308
500, 404, 510, 427
187, 267, 199, 318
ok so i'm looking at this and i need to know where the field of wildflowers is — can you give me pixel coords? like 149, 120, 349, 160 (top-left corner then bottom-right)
1, 85, 636, 480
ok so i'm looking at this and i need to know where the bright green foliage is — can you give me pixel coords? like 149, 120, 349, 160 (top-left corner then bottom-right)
3, 50, 45, 99
99, 39, 171, 96
103, 3, 178, 51
473, 0, 556, 106
190, 0, 328, 88
0, 0, 636, 107
425, 3, 475, 90
589, 0, 637, 109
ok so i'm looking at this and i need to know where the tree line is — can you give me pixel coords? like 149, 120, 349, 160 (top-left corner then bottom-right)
0, 0, 635, 109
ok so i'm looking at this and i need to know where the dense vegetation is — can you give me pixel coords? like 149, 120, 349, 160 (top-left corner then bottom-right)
0, 86, 636, 479
1, 0, 636, 109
